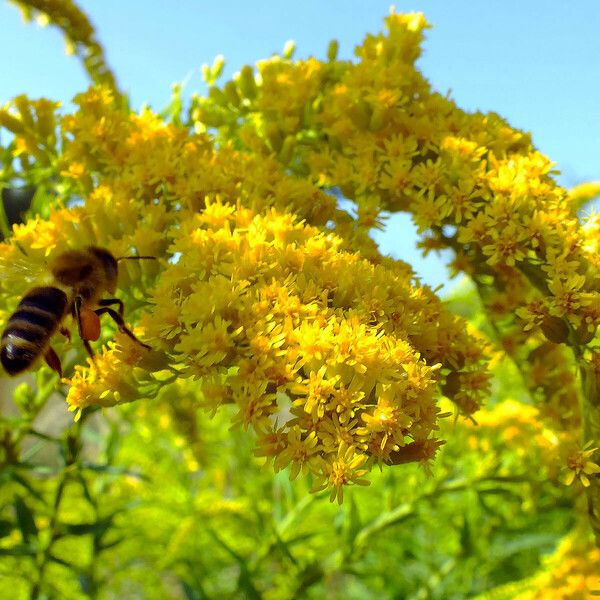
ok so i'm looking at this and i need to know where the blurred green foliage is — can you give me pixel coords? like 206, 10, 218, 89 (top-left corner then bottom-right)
0, 2, 590, 598
0, 321, 575, 598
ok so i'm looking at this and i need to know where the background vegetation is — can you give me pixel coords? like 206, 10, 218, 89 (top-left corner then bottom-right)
0, 1, 599, 598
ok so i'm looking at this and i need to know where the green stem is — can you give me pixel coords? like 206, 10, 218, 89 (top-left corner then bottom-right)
29, 414, 88, 598
470, 276, 533, 400
579, 362, 600, 547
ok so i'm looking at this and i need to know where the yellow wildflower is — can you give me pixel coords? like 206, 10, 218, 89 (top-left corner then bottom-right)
561, 440, 600, 488
313, 445, 370, 504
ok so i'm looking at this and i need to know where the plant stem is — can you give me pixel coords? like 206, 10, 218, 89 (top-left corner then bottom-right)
29, 415, 86, 598
579, 362, 600, 547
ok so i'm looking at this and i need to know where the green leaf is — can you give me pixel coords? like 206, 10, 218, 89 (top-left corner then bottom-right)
458, 516, 473, 557
353, 502, 415, 549
63, 521, 110, 537
97, 536, 126, 552
206, 528, 261, 600
277, 492, 321, 535
28, 183, 57, 219
75, 473, 95, 507
81, 462, 149, 479
104, 422, 121, 464
270, 527, 296, 564
0, 544, 36, 556
282, 532, 317, 548
48, 553, 76, 569
293, 562, 324, 597
181, 581, 205, 600
78, 574, 94, 596
490, 533, 559, 562
0, 518, 14, 538
3, 468, 46, 503
14, 496, 38, 543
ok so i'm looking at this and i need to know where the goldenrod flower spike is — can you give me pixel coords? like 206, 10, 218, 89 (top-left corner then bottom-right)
191, 10, 600, 531
0, 80, 488, 502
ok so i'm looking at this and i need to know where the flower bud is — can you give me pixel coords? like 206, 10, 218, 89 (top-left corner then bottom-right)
13, 382, 36, 414
283, 40, 296, 60
327, 40, 339, 62
575, 322, 596, 345
237, 65, 257, 100
223, 81, 241, 107
541, 315, 570, 344
278, 135, 296, 164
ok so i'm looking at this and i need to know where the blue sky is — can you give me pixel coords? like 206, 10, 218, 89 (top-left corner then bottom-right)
1, 1, 599, 290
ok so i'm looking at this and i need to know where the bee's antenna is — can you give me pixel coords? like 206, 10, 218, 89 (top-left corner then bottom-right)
116, 255, 157, 262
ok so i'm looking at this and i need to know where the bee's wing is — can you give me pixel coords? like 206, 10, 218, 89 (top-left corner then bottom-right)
0, 252, 48, 292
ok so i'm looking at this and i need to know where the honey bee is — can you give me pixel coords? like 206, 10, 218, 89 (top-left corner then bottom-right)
0, 246, 153, 377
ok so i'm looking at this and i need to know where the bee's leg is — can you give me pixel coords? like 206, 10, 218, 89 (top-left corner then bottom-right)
44, 346, 63, 378
74, 296, 95, 359
97, 297, 124, 317
94, 307, 151, 350
59, 327, 71, 342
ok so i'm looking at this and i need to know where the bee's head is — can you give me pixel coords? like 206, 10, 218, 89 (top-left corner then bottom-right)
87, 246, 119, 294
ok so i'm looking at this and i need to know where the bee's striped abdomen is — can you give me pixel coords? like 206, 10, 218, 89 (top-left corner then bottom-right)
1, 287, 68, 375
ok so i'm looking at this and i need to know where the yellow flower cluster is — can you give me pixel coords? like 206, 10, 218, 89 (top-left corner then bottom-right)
515, 529, 600, 599
215, 27, 585, 331
65, 201, 488, 500
150, 203, 488, 499
460, 398, 600, 490
464, 399, 554, 451
198, 11, 599, 352
59, 88, 338, 229
0, 95, 59, 168
0, 86, 489, 499
193, 10, 600, 518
